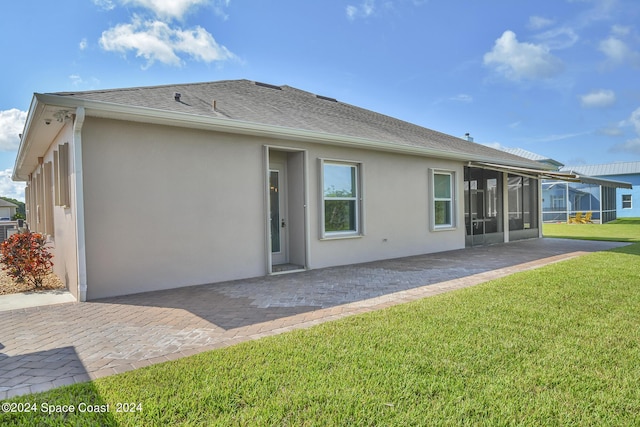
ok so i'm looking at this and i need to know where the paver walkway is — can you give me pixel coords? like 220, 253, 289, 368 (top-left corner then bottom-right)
0, 238, 628, 399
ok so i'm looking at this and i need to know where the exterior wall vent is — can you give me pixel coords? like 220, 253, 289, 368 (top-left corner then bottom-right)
254, 82, 282, 90
316, 95, 337, 102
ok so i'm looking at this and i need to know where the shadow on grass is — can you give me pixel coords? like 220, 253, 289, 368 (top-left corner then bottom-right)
608, 218, 640, 225
608, 242, 640, 256
546, 235, 639, 243
0, 346, 117, 426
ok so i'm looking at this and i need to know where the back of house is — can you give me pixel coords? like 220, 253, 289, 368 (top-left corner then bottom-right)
14, 80, 561, 301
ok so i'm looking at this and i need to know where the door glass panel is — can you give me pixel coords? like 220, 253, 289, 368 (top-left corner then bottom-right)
472, 190, 485, 236
270, 171, 280, 253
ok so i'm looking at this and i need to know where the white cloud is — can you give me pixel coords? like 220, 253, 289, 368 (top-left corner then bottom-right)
483, 142, 506, 150
93, 0, 116, 10
600, 36, 631, 62
599, 35, 640, 68
449, 94, 473, 103
69, 74, 101, 88
0, 169, 26, 201
0, 109, 27, 151
629, 107, 640, 134
528, 16, 554, 30
611, 25, 631, 36
346, 0, 375, 20
79, 38, 88, 50
612, 107, 640, 154
69, 74, 83, 86
99, 16, 235, 67
611, 138, 640, 154
483, 30, 564, 81
212, 0, 231, 20
534, 27, 579, 50
580, 89, 616, 108
535, 132, 589, 143
121, 0, 209, 20
597, 126, 623, 136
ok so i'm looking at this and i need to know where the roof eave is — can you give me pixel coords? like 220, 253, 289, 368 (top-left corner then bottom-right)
12, 95, 44, 181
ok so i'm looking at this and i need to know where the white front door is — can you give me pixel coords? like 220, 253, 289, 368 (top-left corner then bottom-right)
269, 164, 287, 265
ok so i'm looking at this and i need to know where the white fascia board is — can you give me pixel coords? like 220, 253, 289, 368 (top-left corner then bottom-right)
29, 93, 544, 170
12, 95, 43, 181
573, 174, 633, 189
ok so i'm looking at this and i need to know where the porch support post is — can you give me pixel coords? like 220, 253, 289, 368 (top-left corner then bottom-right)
538, 178, 543, 238
599, 185, 603, 224
503, 172, 509, 243
566, 182, 570, 223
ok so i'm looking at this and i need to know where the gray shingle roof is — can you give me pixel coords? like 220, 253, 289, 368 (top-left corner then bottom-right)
49, 79, 540, 167
0, 198, 18, 208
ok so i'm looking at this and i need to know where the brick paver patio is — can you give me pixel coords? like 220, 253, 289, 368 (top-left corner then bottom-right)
0, 238, 628, 399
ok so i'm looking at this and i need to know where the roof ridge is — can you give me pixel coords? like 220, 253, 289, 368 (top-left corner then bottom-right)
49, 79, 252, 96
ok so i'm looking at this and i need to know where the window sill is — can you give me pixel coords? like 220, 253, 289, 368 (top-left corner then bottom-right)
432, 226, 457, 232
320, 233, 363, 241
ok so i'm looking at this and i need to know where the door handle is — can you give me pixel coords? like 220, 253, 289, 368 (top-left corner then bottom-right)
281, 219, 286, 228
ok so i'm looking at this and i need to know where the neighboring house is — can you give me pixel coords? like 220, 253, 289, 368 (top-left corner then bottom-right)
500, 148, 632, 223
561, 162, 640, 219
0, 199, 19, 242
0, 198, 18, 220
14, 80, 567, 301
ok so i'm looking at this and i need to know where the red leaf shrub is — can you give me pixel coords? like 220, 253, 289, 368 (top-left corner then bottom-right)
0, 231, 54, 289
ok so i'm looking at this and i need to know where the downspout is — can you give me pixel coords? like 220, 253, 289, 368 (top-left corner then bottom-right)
264, 146, 272, 275
72, 107, 88, 301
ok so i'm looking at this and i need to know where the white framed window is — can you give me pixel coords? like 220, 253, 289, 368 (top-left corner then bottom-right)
622, 194, 632, 209
431, 169, 456, 230
320, 159, 362, 238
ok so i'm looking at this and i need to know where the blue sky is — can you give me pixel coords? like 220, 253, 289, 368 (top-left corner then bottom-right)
1, 0, 640, 200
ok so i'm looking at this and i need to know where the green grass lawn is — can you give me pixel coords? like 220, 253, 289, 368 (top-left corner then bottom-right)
2, 231, 640, 425
543, 217, 640, 242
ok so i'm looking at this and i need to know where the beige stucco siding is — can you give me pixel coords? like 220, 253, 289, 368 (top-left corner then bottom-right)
79, 118, 466, 299
301, 144, 464, 269
24, 123, 80, 299
81, 118, 266, 299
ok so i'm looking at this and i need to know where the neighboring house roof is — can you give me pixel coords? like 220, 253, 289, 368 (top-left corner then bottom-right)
561, 162, 640, 177
0, 199, 18, 208
499, 147, 564, 170
494, 147, 633, 188
14, 79, 551, 180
